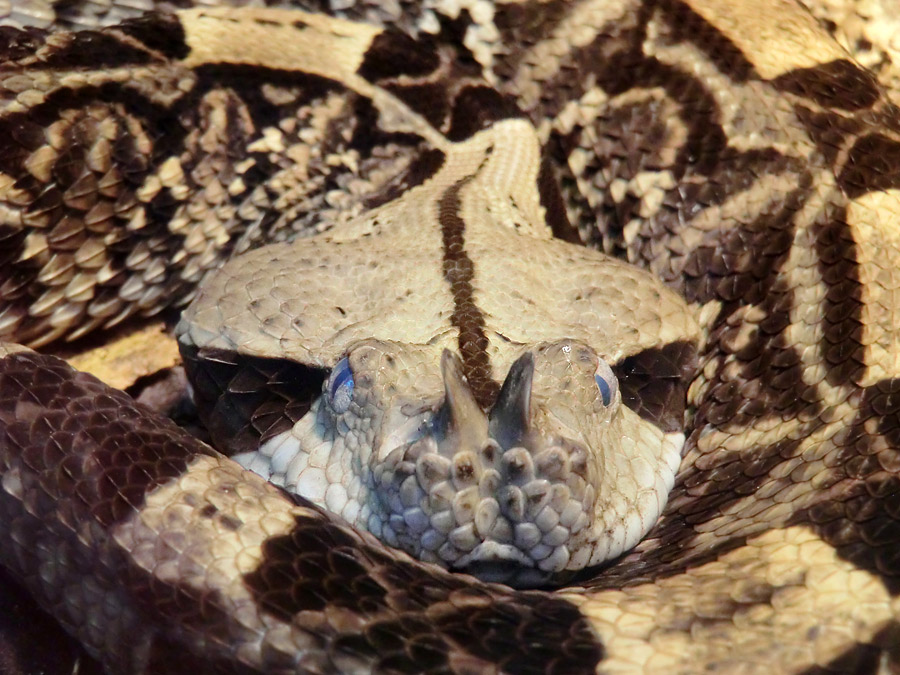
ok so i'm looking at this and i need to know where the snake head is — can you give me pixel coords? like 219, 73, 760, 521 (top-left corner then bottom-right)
246, 337, 684, 587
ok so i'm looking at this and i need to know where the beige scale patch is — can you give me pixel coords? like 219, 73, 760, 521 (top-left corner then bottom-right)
564, 526, 897, 674
110, 453, 326, 666
846, 190, 900, 386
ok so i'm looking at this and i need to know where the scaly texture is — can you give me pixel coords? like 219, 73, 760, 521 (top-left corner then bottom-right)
1, 1, 900, 673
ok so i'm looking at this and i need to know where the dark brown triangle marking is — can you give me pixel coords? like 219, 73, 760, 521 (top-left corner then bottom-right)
439, 178, 500, 409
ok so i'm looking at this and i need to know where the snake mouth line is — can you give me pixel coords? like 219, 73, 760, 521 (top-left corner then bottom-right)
454, 547, 549, 586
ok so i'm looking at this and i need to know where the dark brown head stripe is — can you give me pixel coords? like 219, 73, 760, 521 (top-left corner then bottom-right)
0, 351, 209, 529
439, 178, 500, 409
772, 60, 880, 112
244, 512, 603, 673
538, 155, 583, 244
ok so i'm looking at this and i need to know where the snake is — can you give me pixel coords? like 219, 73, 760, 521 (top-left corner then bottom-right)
1, 0, 900, 672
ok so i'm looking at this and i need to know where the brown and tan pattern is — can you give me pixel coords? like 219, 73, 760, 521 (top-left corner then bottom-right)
2, 0, 900, 673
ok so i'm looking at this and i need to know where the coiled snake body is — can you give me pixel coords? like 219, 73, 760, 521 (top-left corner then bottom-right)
1, 0, 900, 672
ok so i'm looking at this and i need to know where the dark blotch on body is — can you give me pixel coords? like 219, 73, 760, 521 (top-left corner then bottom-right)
446, 86, 523, 142
0, 351, 206, 529
180, 345, 327, 458
798, 378, 900, 595
358, 29, 441, 81
796, 623, 900, 674
0, 25, 48, 62
656, 0, 756, 81
614, 340, 697, 433
116, 12, 191, 60
29, 30, 155, 70
811, 211, 864, 387
244, 512, 604, 672
772, 59, 880, 111
839, 133, 900, 198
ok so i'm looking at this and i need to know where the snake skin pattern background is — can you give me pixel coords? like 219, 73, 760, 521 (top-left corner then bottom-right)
2, 0, 900, 673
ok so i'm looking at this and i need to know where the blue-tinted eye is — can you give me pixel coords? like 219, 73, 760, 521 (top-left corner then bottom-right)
328, 357, 354, 413
594, 360, 618, 407
595, 374, 612, 406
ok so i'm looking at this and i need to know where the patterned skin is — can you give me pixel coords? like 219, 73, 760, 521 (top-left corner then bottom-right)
1, 1, 900, 673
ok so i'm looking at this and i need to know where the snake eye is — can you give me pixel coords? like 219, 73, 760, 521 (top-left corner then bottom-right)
327, 357, 354, 413
594, 359, 618, 407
